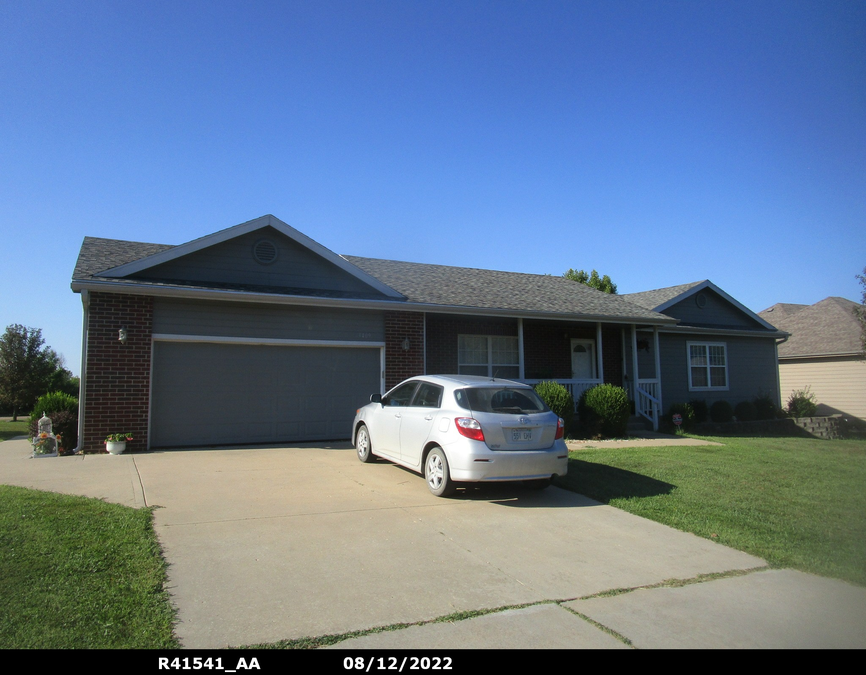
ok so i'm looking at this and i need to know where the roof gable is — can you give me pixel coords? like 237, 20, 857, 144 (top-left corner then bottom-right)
86, 215, 403, 299
624, 280, 776, 331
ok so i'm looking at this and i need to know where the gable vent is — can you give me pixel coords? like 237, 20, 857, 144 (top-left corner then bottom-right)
253, 239, 278, 265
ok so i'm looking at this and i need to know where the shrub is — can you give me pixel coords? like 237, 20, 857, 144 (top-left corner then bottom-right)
533, 380, 574, 438
787, 387, 818, 418
753, 392, 779, 420
734, 401, 756, 422
689, 399, 708, 423
28, 391, 78, 452
578, 384, 630, 438
666, 402, 696, 432
710, 400, 734, 423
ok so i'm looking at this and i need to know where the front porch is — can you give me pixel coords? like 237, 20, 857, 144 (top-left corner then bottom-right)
423, 313, 664, 430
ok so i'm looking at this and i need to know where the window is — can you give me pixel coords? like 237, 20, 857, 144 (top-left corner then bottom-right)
413, 383, 443, 408
687, 342, 728, 390
458, 335, 519, 379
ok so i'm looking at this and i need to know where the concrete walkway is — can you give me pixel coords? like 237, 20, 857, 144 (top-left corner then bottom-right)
2, 436, 865, 649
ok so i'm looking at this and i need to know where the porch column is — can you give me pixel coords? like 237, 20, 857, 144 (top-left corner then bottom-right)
653, 326, 662, 413
631, 324, 640, 386
596, 322, 604, 383
517, 317, 525, 380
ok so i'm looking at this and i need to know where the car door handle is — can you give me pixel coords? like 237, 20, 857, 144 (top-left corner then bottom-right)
424, 415, 434, 421
394, 413, 402, 419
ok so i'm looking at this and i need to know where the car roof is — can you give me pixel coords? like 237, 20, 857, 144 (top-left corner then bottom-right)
403, 374, 530, 389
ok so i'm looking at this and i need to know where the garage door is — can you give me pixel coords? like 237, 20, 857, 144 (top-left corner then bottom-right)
150, 341, 381, 448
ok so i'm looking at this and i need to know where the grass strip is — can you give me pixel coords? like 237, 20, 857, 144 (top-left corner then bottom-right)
0, 485, 178, 648
555, 436, 866, 586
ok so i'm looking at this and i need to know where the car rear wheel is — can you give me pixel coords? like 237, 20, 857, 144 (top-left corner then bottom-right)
425, 447, 455, 497
356, 425, 376, 463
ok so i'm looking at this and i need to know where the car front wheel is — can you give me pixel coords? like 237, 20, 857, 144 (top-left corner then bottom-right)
356, 425, 376, 463
425, 447, 455, 497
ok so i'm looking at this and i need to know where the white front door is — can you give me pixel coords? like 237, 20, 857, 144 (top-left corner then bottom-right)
571, 339, 596, 379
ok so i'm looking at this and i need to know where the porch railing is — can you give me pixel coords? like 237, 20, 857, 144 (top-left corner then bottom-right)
634, 379, 661, 431
519, 378, 601, 412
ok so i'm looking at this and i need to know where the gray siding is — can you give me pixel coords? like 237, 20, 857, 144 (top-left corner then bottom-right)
659, 334, 780, 409
153, 298, 385, 342
664, 289, 765, 330
137, 226, 380, 295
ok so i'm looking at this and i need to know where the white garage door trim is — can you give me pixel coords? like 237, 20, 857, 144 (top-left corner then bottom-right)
149, 334, 385, 449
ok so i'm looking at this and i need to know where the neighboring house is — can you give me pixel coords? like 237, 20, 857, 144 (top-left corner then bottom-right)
70, 215, 786, 451
759, 297, 865, 422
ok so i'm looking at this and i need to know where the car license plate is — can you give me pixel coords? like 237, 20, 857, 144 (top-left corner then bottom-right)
510, 428, 532, 442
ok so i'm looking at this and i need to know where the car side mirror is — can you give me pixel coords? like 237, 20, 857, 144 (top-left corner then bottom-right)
370, 394, 382, 404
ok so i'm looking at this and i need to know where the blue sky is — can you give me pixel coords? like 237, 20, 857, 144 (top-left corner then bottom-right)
2, 0, 864, 376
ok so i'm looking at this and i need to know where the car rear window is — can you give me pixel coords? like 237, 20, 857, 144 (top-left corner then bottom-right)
455, 387, 549, 414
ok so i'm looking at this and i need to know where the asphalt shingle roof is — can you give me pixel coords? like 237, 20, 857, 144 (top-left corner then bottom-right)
73, 236, 673, 323
343, 256, 669, 321
621, 281, 706, 311
758, 297, 862, 357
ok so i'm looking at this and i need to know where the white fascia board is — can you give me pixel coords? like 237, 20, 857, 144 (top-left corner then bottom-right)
654, 325, 788, 339
654, 280, 778, 331
96, 214, 404, 299
70, 279, 678, 326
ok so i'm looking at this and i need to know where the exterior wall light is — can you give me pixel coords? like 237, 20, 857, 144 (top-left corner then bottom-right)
401, 338, 411, 351
118, 327, 128, 344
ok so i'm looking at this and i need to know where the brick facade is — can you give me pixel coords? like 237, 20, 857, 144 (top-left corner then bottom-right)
426, 314, 518, 375
384, 310, 425, 390
82, 292, 153, 453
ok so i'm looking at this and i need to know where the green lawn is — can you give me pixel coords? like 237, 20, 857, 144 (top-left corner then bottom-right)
556, 436, 866, 586
0, 419, 29, 442
0, 485, 179, 649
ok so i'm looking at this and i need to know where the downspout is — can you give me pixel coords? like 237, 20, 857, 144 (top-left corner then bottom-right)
74, 289, 89, 454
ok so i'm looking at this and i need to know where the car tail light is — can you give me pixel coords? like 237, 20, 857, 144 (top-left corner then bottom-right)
455, 417, 485, 442
555, 417, 565, 440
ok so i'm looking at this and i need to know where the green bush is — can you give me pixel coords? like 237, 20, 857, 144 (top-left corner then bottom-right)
734, 400, 756, 422
28, 391, 78, 452
533, 381, 574, 438
666, 402, 696, 432
787, 387, 818, 418
578, 384, 630, 438
689, 399, 708, 423
753, 392, 779, 420
710, 400, 734, 423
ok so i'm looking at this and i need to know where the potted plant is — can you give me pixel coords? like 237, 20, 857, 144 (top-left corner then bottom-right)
105, 433, 133, 455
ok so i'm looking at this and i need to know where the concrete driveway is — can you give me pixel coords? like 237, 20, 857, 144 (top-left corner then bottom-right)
2, 438, 865, 649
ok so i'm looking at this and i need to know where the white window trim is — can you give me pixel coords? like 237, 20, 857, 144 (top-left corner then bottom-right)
458, 334, 520, 378
687, 341, 729, 391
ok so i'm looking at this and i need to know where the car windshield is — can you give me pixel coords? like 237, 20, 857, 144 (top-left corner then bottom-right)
455, 387, 549, 414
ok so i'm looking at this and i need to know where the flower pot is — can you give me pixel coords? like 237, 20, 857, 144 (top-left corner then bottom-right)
106, 441, 126, 455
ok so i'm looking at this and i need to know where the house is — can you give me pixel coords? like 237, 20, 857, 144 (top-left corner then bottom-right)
758, 297, 865, 422
71, 215, 786, 451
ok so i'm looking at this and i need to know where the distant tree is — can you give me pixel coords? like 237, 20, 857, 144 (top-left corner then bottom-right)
0, 325, 60, 420
856, 267, 866, 355
563, 268, 618, 294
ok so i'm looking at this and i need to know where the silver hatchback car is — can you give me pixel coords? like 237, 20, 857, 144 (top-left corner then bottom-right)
352, 375, 569, 496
